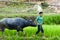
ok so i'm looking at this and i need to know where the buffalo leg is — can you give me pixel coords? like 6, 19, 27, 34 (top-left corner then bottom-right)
16, 32, 19, 37
2, 29, 5, 39
21, 29, 26, 36
0, 23, 5, 37
16, 26, 20, 37
23, 31, 26, 36
16, 30, 20, 37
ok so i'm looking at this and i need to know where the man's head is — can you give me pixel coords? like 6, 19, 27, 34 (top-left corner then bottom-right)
39, 12, 43, 17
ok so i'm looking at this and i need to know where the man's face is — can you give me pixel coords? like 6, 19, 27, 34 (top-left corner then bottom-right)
39, 13, 43, 17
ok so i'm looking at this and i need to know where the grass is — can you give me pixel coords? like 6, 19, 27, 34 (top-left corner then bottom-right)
0, 25, 60, 40
0, 13, 60, 18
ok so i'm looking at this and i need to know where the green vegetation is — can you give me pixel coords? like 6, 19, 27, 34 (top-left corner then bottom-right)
0, 25, 60, 40
0, 14, 60, 24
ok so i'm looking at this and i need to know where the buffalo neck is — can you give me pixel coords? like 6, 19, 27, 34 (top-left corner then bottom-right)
24, 21, 30, 27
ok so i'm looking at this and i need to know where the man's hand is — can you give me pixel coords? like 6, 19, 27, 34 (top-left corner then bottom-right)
43, 22, 44, 24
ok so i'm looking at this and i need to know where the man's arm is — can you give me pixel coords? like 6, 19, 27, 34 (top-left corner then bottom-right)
35, 17, 38, 25
34, 20, 37, 25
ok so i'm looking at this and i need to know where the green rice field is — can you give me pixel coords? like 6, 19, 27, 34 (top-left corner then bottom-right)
0, 25, 60, 40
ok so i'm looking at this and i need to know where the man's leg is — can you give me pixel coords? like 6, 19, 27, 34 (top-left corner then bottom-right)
33, 25, 40, 37
36, 25, 40, 35
40, 25, 46, 39
40, 25, 44, 33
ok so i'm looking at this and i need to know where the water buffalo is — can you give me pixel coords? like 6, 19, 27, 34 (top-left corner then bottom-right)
0, 18, 36, 36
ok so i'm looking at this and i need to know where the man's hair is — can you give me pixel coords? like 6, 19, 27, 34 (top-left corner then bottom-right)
39, 12, 43, 14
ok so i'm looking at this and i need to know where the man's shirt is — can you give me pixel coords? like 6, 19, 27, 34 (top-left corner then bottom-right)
36, 16, 43, 25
